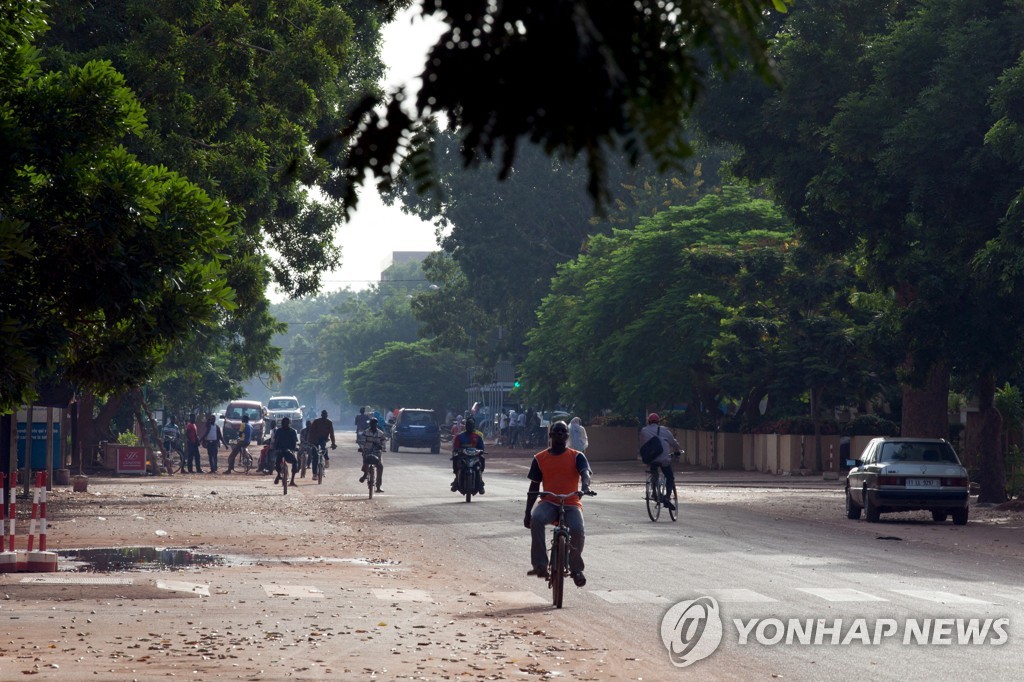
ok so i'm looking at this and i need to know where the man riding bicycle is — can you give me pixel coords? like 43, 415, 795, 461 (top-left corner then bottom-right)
640, 413, 681, 511
271, 416, 299, 487
451, 416, 487, 494
306, 410, 337, 476
523, 420, 593, 587
224, 414, 253, 474
358, 417, 387, 492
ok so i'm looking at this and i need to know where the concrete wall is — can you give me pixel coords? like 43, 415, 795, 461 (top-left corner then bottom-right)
586, 425, 873, 473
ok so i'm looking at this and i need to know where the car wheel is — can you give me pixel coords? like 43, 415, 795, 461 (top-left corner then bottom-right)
931, 510, 948, 523
845, 487, 862, 520
863, 487, 880, 522
952, 507, 969, 526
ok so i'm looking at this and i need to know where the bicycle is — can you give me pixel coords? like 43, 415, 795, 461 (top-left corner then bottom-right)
362, 446, 382, 499
645, 451, 680, 522
307, 443, 327, 485
274, 450, 297, 495
163, 437, 185, 474
541, 490, 596, 608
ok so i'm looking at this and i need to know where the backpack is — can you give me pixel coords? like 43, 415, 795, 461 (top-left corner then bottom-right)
640, 426, 664, 464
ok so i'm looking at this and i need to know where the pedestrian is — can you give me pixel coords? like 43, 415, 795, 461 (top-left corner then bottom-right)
568, 416, 588, 453
499, 411, 509, 446
200, 413, 226, 472
185, 414, 203, 473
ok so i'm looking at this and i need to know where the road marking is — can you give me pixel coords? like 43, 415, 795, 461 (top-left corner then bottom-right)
371, 588, 432, 602
156, 580, 210, 597
890, 589, 991, 605
263, 584, 325, 599
592, 590, 672, 604
481, 591, 549, 605
20, 576, 134, 585
706, 588, 778, 603
796, 588, 888, 602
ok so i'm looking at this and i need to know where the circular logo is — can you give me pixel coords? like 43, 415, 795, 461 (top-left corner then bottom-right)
660, 596, 723, 667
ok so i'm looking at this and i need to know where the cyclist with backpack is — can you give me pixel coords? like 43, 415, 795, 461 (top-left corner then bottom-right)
639, 413, 681, 511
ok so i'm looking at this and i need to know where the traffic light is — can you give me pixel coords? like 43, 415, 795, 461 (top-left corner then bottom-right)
513, 379, 521, 388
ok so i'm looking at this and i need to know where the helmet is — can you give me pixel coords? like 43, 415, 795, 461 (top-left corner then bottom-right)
550, 421, 569, 435
648, 413, 660, 424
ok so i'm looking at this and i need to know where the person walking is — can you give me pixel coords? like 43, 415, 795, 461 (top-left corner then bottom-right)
568, 416, 589, 453
184, 414, 203, 473
199, 413, 227, 473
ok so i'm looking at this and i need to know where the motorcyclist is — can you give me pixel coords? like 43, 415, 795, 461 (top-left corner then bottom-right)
451, 416, 486, 494
359, 417, 387, 492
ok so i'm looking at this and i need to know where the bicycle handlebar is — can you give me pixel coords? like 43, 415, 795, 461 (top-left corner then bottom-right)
540, 490, 596, 501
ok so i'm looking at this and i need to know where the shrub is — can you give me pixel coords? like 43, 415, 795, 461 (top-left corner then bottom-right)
594, 414, 640, 427
842, 415, 900, 436
116, 431, 140, 446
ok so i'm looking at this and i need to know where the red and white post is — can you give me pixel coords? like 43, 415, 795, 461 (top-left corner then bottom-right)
25, 472, 56, 572
0, 472, 17, 573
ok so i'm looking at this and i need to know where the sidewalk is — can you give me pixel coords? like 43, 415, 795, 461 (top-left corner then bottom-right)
485, 443, 845, 489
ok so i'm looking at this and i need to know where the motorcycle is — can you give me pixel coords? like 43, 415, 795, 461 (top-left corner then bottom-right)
452, 447, 484, 503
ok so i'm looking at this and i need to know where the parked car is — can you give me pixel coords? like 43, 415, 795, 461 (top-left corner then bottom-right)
221, 399, 267, 443
266, 395, 304, 428
390, 408, 441, 453
845, 437, 970, 525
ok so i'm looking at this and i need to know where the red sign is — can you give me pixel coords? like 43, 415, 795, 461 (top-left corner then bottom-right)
116, 447, 148, 474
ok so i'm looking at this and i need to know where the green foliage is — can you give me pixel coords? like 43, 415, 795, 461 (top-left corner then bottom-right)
337, 0, 790, 211
41, 0, 394, 297
344, 340, 470, 416
591, 414, 640, 428
0, 7, 236, 409
995, 383, 1024, 432
116, 431, 140, 446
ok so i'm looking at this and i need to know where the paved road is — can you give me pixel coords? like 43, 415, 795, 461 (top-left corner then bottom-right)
1, 438, 1018, 680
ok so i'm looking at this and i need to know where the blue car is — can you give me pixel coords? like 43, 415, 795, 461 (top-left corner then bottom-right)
390, 408, 441, 454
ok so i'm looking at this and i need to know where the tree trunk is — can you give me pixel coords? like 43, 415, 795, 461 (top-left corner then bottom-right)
973, 371, 1006, 504
900, 357, 950, 438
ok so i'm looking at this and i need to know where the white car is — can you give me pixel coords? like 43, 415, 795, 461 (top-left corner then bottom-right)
845, 437, 970, 525
266, 396, 304, 428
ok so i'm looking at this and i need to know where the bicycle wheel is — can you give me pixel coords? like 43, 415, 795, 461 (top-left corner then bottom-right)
646, 470, 661, 522
316, 452, 323, 485
668, 480, 679, 522
280, 461, 288, 495
241, 450, 253, 474
168, 450, 183, 474
551, 533, 566, 609
367, 465, 375, 499
299, 448, 308, 478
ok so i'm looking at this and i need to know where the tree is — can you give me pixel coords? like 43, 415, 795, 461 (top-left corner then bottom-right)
344, 340, 469, 416
0, 6, 235, 411
697, 0, 1024, 500
397, 131, 722, 366
334, 0, 791, 211
41, 0, 396, 296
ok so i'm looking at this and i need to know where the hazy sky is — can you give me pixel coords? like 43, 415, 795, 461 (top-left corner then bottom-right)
270, 7, 445, 301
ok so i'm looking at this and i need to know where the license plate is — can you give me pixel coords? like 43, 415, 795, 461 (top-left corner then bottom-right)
906, 478, 939, 488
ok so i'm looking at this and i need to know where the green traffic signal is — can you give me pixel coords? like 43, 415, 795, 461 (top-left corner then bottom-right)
514, 380, 521, 388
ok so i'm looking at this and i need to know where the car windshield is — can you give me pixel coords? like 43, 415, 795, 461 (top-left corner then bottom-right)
268, 399, 298, 410
878, 442, 960, 464
227, 406, 262, 421
402, 412, 433, 426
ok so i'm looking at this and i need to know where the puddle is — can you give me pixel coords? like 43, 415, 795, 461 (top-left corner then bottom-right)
57, 547, 399, 573
58, 547, 224, 573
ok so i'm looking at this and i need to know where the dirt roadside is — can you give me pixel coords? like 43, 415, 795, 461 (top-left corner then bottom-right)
2, 447, 1022, 680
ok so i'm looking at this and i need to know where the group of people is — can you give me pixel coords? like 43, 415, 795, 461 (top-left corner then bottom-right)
162, 413, 232, 474
163, 404, 679, 591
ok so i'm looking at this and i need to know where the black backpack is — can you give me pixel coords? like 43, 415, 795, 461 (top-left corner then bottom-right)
639, 426, 664, 464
